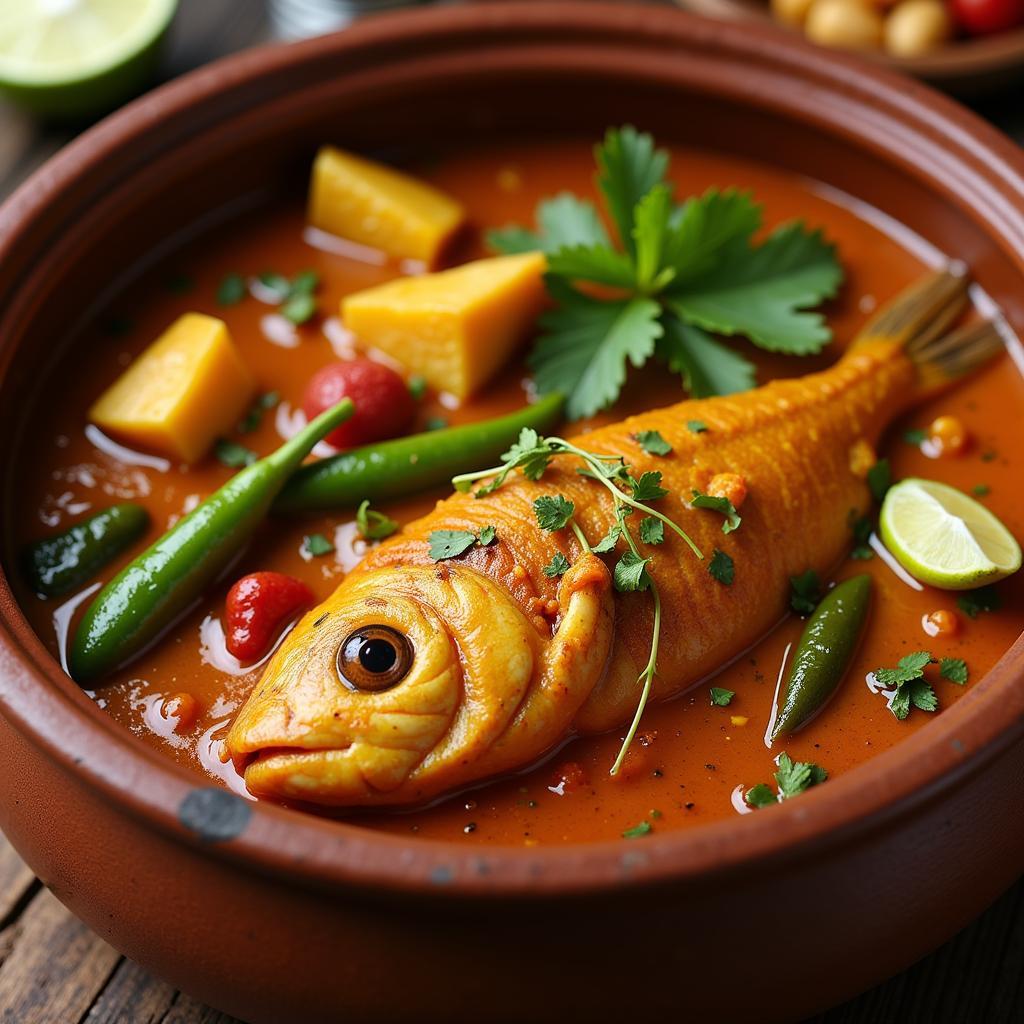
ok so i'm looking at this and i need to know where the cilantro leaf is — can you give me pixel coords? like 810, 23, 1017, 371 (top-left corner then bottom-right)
710, 687, 734, 707
622, 820, 653, 839
214, 439, 257, 468
850, 512, 874, 560
592, 524, 622, 554
908, 679, 939, 712
875, 650, 933, 687
667, 222, 841, 355
633, 184, 673, 291
303, 533, 334, 557
903, 428, 927, 445
708, 548, 734, 585
595, 126, 669, 259
687, 420, 708, 434
639, 517, 664, 545
428, 530, 477, 561
629, 471, 668, 502
478, 525, 497, 546
940, 657, 968, 686
958, 586, 1001, 619
534, 495, 575, 532
237, 391, 280, 433
281, 292, 317, 325
663, 188, 762, 282
789, 569, 821, 616
613, 551, 651, 592
356, 500, 398, 541
657, 314, 756, 399
486, 224, 543, 255
487, 192, 612, 255
530, 283, 662, 420
774, 752, 828, 799
635, 429, 672, 456
690, 489, 742, 533
745, 784, 777, 809
547, 245, 636, 289
217, 272, 246, 306
867, 459, 891, 502
890, 687, 912, 721
543, 552, 571, 578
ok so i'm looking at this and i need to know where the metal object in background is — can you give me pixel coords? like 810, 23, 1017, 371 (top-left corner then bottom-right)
267, 0, 434, 38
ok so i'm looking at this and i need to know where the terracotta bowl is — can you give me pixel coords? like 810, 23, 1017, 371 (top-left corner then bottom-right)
673, 0, 1024, 96
0, 4, 1022, 1022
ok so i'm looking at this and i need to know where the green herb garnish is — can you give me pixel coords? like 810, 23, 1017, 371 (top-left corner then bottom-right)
940, 657, 969, 686
957, 586, 1001, 619
639, 517, 664, 545
744, 784, 777, 809
789, 569, 821, 616
849, 512, 874, 560
635, 429, 672, 456
710, 687, 734, 707
356, 500, 398, 541
428, 526, 496, 561
708, 548, 734, 585
972, 484, 991, 497
875, 650, 938, 720
452, 428, 703, 774
745, 752, 828, 808
867, 459, 891, 502
903, 428, 927, 445
408, 375, 428, 401
217, 272, 247, 306
237, 391, 280, 434
261, 269, 321, 324
622, 821, 652, 839
424, 416, 449, 431
488, 126, 842, 420
478, 525, 497, 546
304, 533, 335, 557
214, 439, 257, 468
687, 420, 709, 434
690, 489, 741, 533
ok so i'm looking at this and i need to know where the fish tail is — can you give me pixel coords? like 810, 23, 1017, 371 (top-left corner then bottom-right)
853, 268, 1004, 400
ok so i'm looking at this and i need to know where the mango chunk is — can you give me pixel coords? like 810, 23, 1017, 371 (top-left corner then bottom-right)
342, 252, 547, 399
89, 313, 255, 464
308, 146, 465, 266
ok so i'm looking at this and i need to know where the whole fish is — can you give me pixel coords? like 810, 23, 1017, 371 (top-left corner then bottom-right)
226, 272, 1001, 806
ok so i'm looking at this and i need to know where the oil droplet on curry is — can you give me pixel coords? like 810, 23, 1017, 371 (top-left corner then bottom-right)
6, 138, 1023, 845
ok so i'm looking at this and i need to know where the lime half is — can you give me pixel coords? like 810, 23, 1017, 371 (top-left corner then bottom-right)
0, 0, 178, 120
880, 478, 1022, 590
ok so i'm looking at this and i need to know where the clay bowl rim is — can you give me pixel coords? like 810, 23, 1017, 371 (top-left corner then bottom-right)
1, 1, 1023, 900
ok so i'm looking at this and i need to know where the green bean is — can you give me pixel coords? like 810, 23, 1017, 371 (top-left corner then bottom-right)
272, 392, 564, 515
770, 574, 872, 742
69, 399, 354, 683
22, 503, 149, 598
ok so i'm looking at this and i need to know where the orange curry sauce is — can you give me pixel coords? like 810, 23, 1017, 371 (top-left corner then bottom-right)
6, 141, 1023, 844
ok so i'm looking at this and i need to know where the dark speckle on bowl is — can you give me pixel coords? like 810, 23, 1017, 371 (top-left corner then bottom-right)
179, 788, 252, 843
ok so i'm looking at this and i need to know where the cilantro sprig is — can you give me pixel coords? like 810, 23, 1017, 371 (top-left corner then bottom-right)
489, 126, 843, 419
745, 752, 828, 809
872, 649, 972, 720
452, 428, 705, 774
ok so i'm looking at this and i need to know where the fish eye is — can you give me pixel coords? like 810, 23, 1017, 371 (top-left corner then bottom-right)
337, 626, 413, 693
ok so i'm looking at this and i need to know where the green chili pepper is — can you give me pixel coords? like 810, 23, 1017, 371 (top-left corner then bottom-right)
272, 392, 565, 515
69, 399, 354, 683
770, 574, 872, 743
22, 503, 150, 598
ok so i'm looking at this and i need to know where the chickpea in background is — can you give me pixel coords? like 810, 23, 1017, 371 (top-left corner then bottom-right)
805, 0, 885, 49
885, 0, 953, 55
772, 0, 817, 26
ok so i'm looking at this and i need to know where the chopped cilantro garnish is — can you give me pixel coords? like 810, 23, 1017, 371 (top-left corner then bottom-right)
708, 548, 734, 585
303, 533, 334, 557
424, 416, 449, 432
957, 586, 1001, 619
639, 516, 664, 545
592, 524, 622, 554
356, 500, 398, 541
260, 269, 320, 324
478, 525, 497, 546
875, 651, 938, 720
258, 272, 290, 298
281, 291, 317, 326
408, 375, 427, 401
940, 657, 969, 686
614, 550, 651, 593
849, 512, 874, 560
903, 428, 927, 445
622, 820, 652, 839
789, 569, 821, 616
237, 391, 280, 433
628, 471, 668, 502
216, 272, 246, 306
214, 439, 257, 468
543, 552, 571, 578
687, 420, 709, 434
690, 489, 742, 533
867, 459, 891, 502
710, 687, 734, 707
428, 530, 477, 561
489, 126, 842, 419
746, 752, 827, 809
972, 484, 991, 497
744, 784, 777, 809
635, 429, 672, 456
534, 494, 575, 532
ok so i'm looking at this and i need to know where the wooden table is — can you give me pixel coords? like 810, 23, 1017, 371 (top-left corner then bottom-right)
0, 2, 1020, 1021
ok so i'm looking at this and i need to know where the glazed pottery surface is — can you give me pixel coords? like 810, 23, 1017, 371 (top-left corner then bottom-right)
0, 4, 1022, 1022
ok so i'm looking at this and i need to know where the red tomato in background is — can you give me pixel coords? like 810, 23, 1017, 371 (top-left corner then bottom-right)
225, 572, 315, 663
302, 358, 415, 448
951, 0, 1024, 34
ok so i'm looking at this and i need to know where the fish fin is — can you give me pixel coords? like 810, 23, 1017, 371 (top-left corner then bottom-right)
854, 269, 1003, 398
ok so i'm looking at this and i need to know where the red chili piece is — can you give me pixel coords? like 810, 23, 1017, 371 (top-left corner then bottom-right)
302, 358, 415, 449
225, 572, 315, 663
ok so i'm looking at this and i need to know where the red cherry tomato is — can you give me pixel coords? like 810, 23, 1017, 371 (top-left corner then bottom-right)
225, 572, 315, 663
951, 0, 1024, 34
302, 358, 415, 449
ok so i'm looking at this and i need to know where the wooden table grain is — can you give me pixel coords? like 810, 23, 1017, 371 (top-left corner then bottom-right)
0, 2, 1020, 1021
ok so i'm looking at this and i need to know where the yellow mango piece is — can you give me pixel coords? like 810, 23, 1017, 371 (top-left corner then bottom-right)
342, 252, 547, 399
89, 313, 255, 464
308, 146, 465, 266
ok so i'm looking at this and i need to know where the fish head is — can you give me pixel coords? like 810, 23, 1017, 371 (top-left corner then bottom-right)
226, 554, 613, 806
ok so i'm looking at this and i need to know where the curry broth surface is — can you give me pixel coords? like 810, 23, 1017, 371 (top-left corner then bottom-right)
8, 141, 1024, 844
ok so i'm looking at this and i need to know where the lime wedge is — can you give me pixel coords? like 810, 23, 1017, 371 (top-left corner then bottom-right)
880, 478, 1022, 590
0, 0, 177, 120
